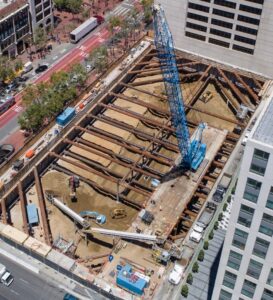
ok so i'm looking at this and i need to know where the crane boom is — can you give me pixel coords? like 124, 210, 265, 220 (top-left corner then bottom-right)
153, 4, 206, 170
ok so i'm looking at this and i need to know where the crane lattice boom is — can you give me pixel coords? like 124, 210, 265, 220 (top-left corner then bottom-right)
153, 5, 191, 169
153, 5, 206, 171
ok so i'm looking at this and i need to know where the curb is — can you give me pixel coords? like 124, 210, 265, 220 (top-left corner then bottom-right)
0, 248, 40, 274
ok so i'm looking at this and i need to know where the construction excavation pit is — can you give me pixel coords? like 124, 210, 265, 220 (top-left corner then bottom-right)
0, 45, 266, 298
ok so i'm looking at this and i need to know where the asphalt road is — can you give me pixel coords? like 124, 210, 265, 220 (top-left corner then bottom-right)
0, 254, 66, 300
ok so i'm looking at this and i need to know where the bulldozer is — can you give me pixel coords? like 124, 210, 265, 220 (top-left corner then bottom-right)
110, 208, 127, 219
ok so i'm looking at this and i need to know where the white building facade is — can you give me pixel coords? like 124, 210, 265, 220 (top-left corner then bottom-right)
212, 97, 273, 299
28, 0, 54, 32
156, 0, 273, 78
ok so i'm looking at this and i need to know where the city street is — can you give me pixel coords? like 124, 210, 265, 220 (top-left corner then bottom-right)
0, 26, 109, 149
0, 254, 66, 300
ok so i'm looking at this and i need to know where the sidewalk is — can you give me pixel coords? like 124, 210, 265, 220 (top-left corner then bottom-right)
0, 239, 105, 300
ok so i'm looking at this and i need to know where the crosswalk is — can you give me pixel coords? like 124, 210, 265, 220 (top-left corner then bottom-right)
111, 0, 134, 17
12, 105, 23, 113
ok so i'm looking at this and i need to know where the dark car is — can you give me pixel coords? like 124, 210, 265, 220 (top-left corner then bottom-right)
5, 81, 19, 94
35, 64, 49, 73
213, 185, 225, 203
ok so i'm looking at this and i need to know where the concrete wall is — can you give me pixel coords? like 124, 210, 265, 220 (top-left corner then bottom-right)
156, 0, 273, 78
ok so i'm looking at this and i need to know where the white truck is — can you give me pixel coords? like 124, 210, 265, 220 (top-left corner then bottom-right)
168, 263, 185, 285
0, 263, 13, 286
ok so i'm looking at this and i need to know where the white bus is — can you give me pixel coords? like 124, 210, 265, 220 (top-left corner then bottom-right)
70, 17, 99, 43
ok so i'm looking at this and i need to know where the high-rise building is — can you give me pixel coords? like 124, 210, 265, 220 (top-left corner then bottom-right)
156, 0, 273, 78
212, 95, 273, 299
0, 0, 53, 57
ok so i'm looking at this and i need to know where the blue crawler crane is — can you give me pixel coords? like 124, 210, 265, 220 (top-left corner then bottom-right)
153, 5, 206, 171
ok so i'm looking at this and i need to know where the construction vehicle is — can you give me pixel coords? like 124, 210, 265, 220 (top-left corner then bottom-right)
68, 176, 80, 201
110, 208, 127, 219
152, 247, 171, 265
79, 211, 106, 224
153, 5, 206, 171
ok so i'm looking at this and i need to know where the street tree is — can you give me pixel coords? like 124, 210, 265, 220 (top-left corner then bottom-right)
13, 59, 23, 73
67, 0, 83, 19
22, 85, 39, 107
141, 0, 153, 25
89, 45, 108, 73
70, 63, 88, 87
108, 16, 122, 34
34, 27, 47, 54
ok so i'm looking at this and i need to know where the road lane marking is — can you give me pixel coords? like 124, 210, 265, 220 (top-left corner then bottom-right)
53, 55, 58, 60
12, 105, 23, 113
10, 289, 19, 296
19, 278, 29, 284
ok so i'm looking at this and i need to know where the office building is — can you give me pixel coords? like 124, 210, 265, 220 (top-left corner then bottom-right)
0, 0, 53, 57
212, 94, 273, 299
156, 0, 273, 78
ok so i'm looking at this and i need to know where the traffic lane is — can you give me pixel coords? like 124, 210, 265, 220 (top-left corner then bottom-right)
0, 254, 65, 300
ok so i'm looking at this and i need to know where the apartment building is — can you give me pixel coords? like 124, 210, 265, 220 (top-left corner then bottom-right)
212, 95, 273, 299
156, 0, 273, 78
0, 0, 53, 58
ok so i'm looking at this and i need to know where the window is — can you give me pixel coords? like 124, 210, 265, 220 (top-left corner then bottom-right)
253, 237, 269, 259
247, 259, 263, 279
187, 12, 208, 23
238, 15, 260, 25
245, 0, 264, 4
223, 271, 237, 289
254, 149, 270, 161
234, 35, 256, 45
186, 22, 207, 32
267, 269, 273, 287
210, 28, 231, 38
241, 280, 256, 298
243, 177, 261, 203
188, 2, 210, 13
250, 149, 269, 175
233, 44, 254, 55
209, 38, 229, 48
213, 8, 235, 19
214, 0, 236, 9
238, 204, 254, 228
220, 289, 232, 300
227, 250, 242, 270
240, 4, 262, 15
266, 187, 273, 210
185, 31, 206, 41
211, 18, 233, 29
259, 213, 273, 237
232, 228, 248, 250
262, 289, 273, 300
236, 25, 258, 36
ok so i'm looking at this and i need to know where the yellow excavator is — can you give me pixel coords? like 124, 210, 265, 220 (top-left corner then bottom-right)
110, 208, 127, 219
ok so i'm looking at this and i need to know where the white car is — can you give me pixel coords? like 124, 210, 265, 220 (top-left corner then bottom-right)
189, 230, 202, 243
85, 64, 94, 73
168, 263, 185, 285
193, 224, 204, 234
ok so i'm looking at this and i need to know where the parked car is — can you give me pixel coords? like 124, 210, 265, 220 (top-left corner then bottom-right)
5, 81, 19, 94
213, 185, 225, 203
35, 63, 49, 73
168, 263, 185, 285
85, 64, 95, 73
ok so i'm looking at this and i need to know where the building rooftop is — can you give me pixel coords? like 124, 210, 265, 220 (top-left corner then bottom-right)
0, 0, 28, 20
253, 97, 273, 146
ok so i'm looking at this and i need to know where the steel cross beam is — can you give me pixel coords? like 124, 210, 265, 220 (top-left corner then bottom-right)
97, 103, 175, 133
34, 167, 52, 245
49, 152, 151, 197
88, 114, 179, 152
0, 197, 7, 224
119, 83, 242, 125
52, 164, 143, 209
234, 73, 259, 105
18, 181, 29, 234
64, 139, 162, 179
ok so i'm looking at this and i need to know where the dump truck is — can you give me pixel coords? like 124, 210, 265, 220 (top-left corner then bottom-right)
196, 202, 216, 229
0, 263, 13, 286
